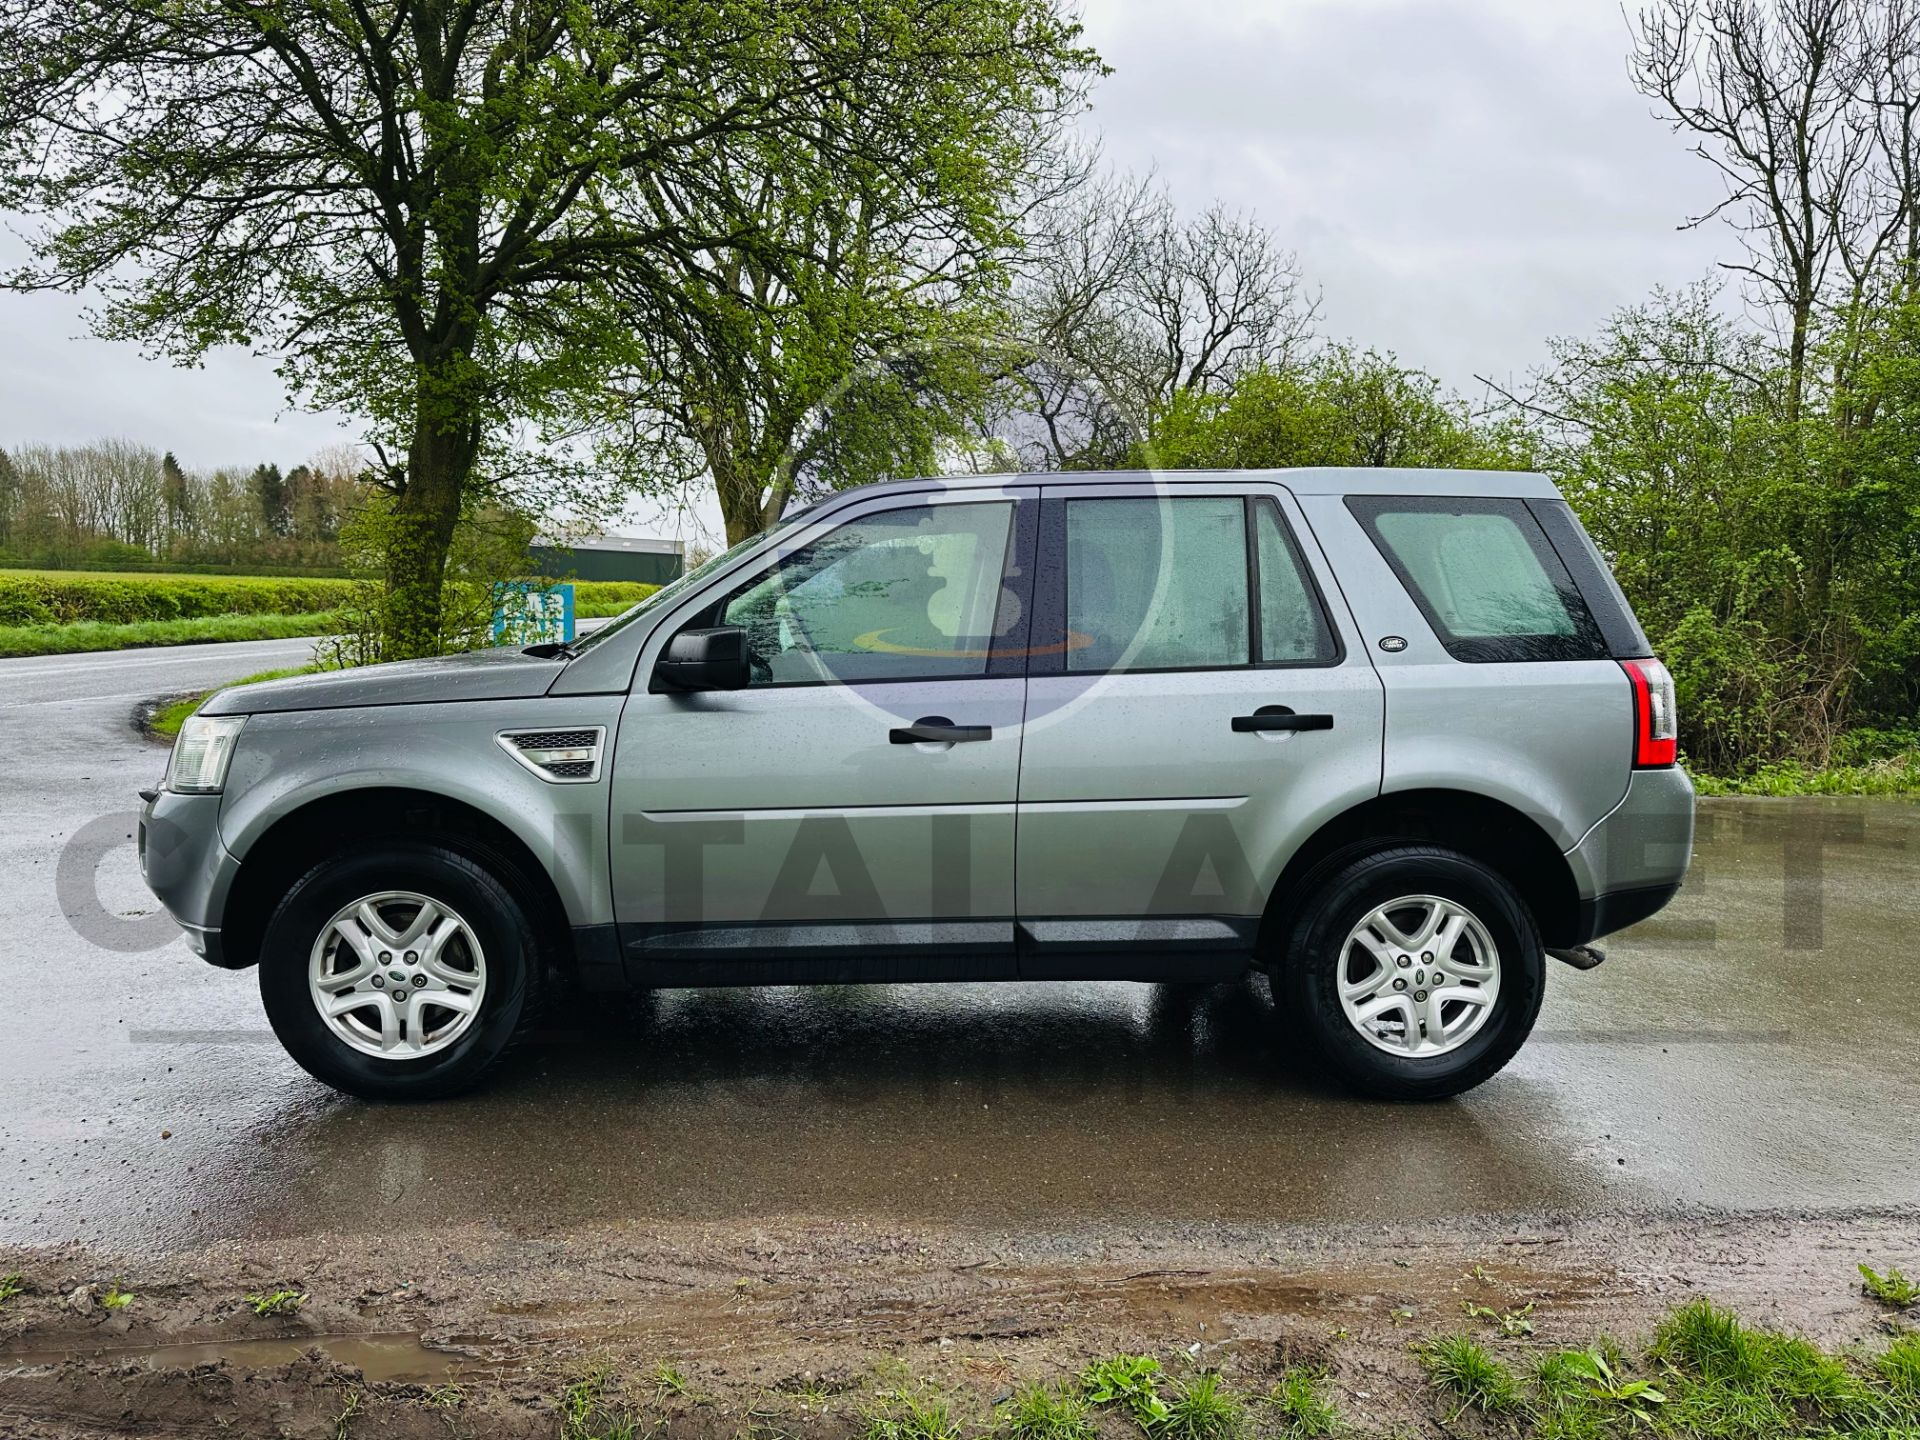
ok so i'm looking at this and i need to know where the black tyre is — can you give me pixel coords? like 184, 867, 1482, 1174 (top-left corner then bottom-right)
1274, 845, 1544, 1100
258, 841, 544, 1101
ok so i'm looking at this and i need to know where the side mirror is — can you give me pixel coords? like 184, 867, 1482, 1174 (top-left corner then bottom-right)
653, 626, 751, 693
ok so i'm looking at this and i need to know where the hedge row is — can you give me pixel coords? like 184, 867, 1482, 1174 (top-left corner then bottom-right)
573, 581, 658, 618
0, 570, 355, 626
0, 570, 659, 627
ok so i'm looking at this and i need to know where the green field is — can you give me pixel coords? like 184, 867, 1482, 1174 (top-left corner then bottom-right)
0, 568, 655, 658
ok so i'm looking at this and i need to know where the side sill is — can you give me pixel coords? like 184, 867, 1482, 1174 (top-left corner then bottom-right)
612, 916, 1258, 988
621, 919, 1016, 988
1016, 917, 1255, 981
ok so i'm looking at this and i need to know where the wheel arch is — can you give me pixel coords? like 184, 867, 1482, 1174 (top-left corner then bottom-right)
1256, 787, 1583, 961
220, 787, 573, 976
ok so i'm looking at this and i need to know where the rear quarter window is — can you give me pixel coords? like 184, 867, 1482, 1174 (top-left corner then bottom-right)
1346, 495, 1608, 663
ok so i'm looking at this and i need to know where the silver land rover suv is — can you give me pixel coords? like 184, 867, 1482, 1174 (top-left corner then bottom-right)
139, 468, 1693, 1102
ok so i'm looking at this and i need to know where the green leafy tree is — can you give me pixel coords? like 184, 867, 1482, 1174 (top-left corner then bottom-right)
626, 214, 1014, 545
611, 20, 1092, 543
322, 493, 538, 666
1141, 348, 1530, 473
160, 451, 191, 551
0, 447, 18, 547
251, 464, 290, 539
1515, 282, 1920, 773
0, 0, 1097, 656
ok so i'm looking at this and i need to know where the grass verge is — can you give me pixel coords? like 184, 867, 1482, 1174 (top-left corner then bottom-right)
574, 581, 659, 618
1691, 754, 1920, 796
0, 611, 341, 658
530, 1301, 1920, 1440
1407, 1297, 1920, 1438
999, 1381, 1096, 1440
0, 1268, 1915, 1440
1262, 1370, 1338, 1438
149, 667, 312, 738
1690, 727, 1920, 796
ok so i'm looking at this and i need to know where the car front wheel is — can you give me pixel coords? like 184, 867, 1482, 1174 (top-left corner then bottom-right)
258, 841, 543, 1101
1275, 845, 1544, 1100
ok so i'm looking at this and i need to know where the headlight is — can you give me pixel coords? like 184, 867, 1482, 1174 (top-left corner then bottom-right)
164, 714, 247, 794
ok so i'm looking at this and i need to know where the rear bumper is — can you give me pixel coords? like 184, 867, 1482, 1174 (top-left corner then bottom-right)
1569, 880, 1683, 945
1563, 766, 1695, 942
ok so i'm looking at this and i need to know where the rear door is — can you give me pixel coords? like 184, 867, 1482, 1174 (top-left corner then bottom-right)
1013, 480, 1385, 977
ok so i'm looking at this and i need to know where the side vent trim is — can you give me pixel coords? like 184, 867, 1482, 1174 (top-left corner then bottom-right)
496, 726, 607, 784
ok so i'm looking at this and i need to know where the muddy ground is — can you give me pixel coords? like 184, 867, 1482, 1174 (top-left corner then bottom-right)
3, 1209, 1918, 1437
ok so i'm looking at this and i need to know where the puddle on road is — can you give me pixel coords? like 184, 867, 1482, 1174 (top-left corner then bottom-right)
0, 1330, 500, 1382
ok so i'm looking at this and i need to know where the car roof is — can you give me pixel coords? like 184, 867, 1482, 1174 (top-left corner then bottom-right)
824, 467, 1562, 502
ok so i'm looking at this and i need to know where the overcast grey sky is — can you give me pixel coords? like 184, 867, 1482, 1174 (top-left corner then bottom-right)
0, 0, 1728, 529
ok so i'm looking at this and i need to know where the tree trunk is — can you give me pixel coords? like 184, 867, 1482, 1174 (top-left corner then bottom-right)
715, 456, 794, 544
709, 437, 766, 546
706, 405, 801, 544
382, 405, 478, 659
1786, 290, 1812, 425
720, 502, 757, 546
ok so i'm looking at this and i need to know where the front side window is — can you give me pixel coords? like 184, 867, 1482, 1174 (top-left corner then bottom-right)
572, 511, 807, 655
1347, 496, 1606, 662
713, 502, 1017, 685
1065, 497, 1250, 671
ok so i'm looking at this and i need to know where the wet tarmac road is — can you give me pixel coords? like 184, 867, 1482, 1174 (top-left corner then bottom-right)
2, 640, 1917, 1252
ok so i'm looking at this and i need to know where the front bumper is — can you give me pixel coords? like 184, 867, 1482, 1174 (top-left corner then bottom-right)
138, 789, 243, 968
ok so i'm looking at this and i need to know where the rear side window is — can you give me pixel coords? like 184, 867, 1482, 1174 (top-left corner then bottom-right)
1346, 496, 1607, 662
1065, 497, 1249, 671
1525, 498, 1651, 658
1254, 498, 1340, 664
1055, 495, 1341, 672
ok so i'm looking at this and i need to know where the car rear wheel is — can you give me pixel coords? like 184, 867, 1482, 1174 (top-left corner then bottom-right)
1274, 845, 1544, 1100
258, 841, 543, 1101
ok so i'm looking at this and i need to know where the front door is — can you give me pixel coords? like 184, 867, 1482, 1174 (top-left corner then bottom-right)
1014, 481, 1384, 977
610, 487, 1035, 981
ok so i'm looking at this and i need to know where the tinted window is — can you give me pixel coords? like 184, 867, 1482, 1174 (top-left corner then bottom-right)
1525, 498, 1650, 659
1254, 498, 1339, 664
1347, 496, 1607, 662
716, 502, 1015, 685
1065, 497, 1249, 671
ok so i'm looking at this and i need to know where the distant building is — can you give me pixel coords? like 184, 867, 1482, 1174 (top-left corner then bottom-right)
529, 534, 686, 586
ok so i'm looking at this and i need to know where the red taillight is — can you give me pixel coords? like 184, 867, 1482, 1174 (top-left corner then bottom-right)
1621, 657, 1677, 767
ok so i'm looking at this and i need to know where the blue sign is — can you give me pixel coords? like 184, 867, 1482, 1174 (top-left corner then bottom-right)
492, 582, 575, 646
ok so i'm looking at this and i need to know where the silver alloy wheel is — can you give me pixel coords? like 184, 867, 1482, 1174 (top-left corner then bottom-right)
307, 891, 487, 1060
1336, 893, 1501, 1058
